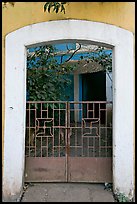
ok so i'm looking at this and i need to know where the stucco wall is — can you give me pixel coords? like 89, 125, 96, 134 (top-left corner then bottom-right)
2, 1, 135, 188
2, 2, 135, 36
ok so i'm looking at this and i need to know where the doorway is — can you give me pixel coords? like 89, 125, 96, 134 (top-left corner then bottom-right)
3, 20, 134, 200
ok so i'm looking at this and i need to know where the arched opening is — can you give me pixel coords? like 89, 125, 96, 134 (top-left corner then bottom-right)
3, 20, 134, 201
25, 41, 113, 183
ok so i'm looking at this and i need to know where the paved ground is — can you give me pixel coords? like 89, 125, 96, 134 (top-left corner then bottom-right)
21, 183, 115, 202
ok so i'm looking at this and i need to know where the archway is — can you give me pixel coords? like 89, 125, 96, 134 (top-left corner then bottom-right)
3, 20, 134, 201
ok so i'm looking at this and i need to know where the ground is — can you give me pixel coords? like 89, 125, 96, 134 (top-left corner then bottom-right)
20, 183, 115, 202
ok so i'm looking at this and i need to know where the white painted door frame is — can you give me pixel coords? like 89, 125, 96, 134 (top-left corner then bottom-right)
3, 20, 134, 201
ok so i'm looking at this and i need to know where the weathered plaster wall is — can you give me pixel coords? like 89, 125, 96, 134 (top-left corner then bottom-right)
2, 1, 135, 153
2, 2, 135, 36
2, 2, 135, 201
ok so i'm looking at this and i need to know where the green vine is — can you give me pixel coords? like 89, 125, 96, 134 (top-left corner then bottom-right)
3, 2, 68, 14
44, 2, 67, 14
27, 45, 74, 102
114, 192, 132, 202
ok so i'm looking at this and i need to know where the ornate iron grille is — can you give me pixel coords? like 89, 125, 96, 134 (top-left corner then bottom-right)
25, 101, 112, 158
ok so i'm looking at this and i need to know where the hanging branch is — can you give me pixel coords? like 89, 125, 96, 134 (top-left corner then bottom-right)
60, 52, 68, 64
60, 46, 71, 63
63, 44, 82, 63
44, 2, 67, 14
60, 43, 81, 64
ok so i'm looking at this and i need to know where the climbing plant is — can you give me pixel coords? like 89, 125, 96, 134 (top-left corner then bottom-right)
3, 2, 68, 14
27, 44, 112, 102
44, 2, 67, 14
27, 45, 75, 102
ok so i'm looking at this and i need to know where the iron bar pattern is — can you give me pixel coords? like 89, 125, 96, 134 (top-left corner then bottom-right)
25, 101, 112, 158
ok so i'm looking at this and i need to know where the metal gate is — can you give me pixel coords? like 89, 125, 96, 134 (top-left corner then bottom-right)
25, 101, 112, 182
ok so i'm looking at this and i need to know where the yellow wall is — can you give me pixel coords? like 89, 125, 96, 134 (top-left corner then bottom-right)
2, 2, 135, 36
2, 2, 135, 166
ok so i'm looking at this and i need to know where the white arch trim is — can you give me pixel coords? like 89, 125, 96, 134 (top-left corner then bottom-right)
3, 20, 134, 201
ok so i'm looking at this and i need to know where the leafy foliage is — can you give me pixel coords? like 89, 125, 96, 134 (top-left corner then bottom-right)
44, 2, 67, 14
81, 46, 112, 72
3, 2, 67, 13
79, 46, 112, 81
115, 192, 131, 202
27, 44, 112, 102
93, 47, 112, 72
27, 45, 74, 102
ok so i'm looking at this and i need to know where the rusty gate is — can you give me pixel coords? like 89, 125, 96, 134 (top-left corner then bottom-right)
25, 101, 112, 182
